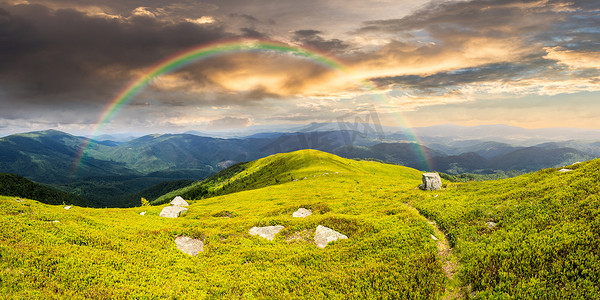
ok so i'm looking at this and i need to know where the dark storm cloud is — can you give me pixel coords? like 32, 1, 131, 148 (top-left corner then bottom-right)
0, 2, 231, 104
292, 29, 349, 53
372, 58, 554, 92
240, 27, 269, 38
229, 13, 259, 23
0, 1, 348, 114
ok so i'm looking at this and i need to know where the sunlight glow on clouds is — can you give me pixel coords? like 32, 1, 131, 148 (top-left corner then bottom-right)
1, 0, 600, 134
186, 16, 216, 25
544, 47, 600, 69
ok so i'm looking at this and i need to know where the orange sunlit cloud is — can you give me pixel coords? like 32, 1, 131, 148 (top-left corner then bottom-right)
1, 0, 600, 134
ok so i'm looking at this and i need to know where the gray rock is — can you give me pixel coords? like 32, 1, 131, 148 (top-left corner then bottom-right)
419, 173, 442, 191
558, 168, 573, 172
175, 236, 204, 256
249, 225, 284, 241
487, 221, 497, 229
15, 198, 24, 203
292, 208, 312, 218
171, 196, 188, 207
314, 225, 348, 249
159, 206, 188, 218
64, 206, 71, 210
430, 234, 438, 241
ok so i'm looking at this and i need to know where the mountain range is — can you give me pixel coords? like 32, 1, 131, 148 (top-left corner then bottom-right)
0, 125, 598, 207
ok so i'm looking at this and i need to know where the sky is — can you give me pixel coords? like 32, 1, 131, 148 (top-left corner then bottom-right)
1, 0, 600, 136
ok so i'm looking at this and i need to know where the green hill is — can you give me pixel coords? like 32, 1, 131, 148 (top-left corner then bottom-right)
0, 173, 90, 206
408, 160, 600, 298
152, 149, 409, 205
1, 150, 599, 298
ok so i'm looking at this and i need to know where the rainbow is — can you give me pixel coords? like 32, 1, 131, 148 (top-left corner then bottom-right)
73, 38, 433, 174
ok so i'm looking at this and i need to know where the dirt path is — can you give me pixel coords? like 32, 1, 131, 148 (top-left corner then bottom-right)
404, 203, 460, 299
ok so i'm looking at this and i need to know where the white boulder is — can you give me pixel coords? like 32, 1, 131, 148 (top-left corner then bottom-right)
139, 211, 146, 216
159, 206, 188, 218
558, 168, 573, 172
419, 173, 442, 191
171, 196, 188, 207
314, 225, 348, 249
175, 236, 204, 256
249, 225, 285, 241
64, 206, 71, 210
292, 208, 312, 218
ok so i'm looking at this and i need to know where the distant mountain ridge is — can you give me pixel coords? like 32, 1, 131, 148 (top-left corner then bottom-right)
0, 127, 598, 207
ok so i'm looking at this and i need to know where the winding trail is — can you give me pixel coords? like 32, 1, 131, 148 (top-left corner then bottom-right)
405, 203, 460, 299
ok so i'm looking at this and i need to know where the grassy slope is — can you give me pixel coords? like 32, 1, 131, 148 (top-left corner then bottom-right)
408, 161, 600, 298
0, 150, 445, 299
2, 150, 599, 298
153, 149, 387, 205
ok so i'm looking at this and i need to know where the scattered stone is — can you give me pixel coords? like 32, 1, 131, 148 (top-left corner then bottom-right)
47, 220, 60, 223
140, 211, 146, 216
15, 198, 24, 202
486, 221, 497, 229
64, 206, 71, 210
419, 173, 442, 191
314, 225, 348, 249
431, 234, 438, 241
292, 207, 312, 218
159, 206, 188, 218
303, 177, 307, 180
249, 225, 285, 241
434, 194, 439, 198
175, 236, 204, 256
558, 168, 573, 172
171, 196, 188, 207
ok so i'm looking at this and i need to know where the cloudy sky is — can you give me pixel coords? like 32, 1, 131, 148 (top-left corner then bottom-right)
1, 0, 599, 136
